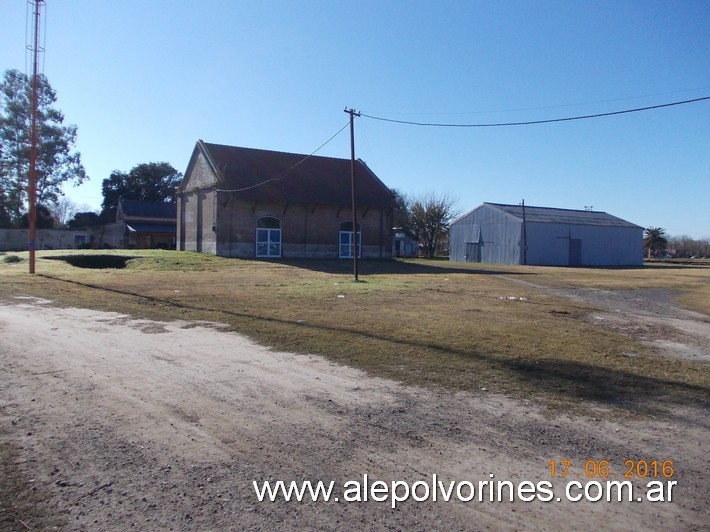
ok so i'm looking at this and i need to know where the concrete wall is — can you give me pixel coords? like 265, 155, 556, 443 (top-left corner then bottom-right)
0, 224, 136, 252
1, 228, 90, 251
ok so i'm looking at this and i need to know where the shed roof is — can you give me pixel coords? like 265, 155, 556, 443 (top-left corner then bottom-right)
125, 222, 176, 234
453, 202, 642, 229
186, 141, 395, 208
118, 199, 177, 220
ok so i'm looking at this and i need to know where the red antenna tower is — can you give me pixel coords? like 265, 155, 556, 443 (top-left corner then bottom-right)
27, 0, 45, 274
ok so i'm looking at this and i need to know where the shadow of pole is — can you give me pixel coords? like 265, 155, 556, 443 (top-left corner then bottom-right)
36, 273, 710, 420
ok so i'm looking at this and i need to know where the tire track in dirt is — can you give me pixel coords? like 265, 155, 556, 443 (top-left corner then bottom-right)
1, 297, 708, 530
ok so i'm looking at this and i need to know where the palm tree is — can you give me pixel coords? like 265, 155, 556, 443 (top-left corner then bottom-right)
643, 227, 668, 259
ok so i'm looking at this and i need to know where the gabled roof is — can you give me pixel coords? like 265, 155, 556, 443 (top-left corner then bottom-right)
118, 199, 177, 221
453, 202, 642, 229
182, 140, 395, 208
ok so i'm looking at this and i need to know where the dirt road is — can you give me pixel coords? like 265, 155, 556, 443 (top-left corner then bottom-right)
1, 296, 708, 530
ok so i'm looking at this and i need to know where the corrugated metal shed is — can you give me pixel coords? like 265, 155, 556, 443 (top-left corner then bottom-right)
450, 202, 643, 266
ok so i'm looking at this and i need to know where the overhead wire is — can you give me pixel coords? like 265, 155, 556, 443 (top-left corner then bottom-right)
365, 86, 710, 116
360, 96, 710, 128
216, 121, 350, 193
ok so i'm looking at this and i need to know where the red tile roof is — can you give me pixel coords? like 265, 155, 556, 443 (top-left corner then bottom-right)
196, 141, 395, 208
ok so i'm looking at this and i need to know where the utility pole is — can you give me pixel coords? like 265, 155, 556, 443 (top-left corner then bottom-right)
344, 107, 360, 280
521, 199, 527, 266
28, 0, 45, 274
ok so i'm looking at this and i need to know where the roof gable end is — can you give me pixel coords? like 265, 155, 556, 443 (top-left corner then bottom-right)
179, 140, 222, 192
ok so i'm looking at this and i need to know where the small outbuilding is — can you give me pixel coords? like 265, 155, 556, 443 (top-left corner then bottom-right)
177, 140, 395, 259
449, 202, 643, 266
116, 198, 177, 249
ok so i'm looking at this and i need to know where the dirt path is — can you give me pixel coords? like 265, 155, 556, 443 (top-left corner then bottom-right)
499, 277, 710, 365
1, 296, 708, 530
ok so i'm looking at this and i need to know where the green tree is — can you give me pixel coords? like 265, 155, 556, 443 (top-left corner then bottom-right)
0, 69, 86, 227
643, 227, 668, 258
66, 211, 101, 228
100, 162, 182, 221
390, 188, 412, 235
20, 204, 54, 228
408, 192, 459, 258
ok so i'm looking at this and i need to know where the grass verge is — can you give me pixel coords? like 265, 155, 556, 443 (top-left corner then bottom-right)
0, 250, 708, 419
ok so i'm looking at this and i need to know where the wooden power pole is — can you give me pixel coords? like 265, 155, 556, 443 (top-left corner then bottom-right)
28, 0, 45, 274
344, 108, 360, 280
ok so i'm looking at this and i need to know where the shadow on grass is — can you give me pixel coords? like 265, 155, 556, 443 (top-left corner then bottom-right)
36, 274, 710, 420
45, 255, 137, 269
257, 258, 536, 277
506, 359, 709, 421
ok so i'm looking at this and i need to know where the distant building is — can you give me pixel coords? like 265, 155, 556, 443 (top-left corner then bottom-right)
392, 230, 419, 258
116, 198, 177, 249
177, 140, 395, 259
450, 202, 643, 266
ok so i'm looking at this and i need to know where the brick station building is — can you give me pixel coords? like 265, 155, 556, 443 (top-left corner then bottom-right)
177, 140, 396, 259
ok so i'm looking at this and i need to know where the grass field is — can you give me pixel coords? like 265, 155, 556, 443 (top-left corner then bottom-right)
1, 250, 708, 417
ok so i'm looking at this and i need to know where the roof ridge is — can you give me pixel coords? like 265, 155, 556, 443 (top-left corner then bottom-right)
202, 141, 358, 165
487, 202, 606, 214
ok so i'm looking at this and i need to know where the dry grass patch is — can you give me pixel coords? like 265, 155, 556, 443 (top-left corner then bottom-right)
448, 260, 710, 315
0, 251, 707, 418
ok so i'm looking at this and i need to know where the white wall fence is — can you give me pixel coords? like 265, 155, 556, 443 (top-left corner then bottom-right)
0, 226, 126, 251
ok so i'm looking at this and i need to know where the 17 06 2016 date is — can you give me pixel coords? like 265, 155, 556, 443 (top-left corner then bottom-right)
548, 459, 675, 479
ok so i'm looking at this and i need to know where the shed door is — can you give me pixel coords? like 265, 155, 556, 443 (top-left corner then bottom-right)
569, 239, 582, 266
465, 242, 481, 262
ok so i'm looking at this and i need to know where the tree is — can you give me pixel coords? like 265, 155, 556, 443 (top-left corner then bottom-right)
20, 204, 54, 229
0, 69, 86, 227
67, 211, 102, 228
47, 196, 81, 227
643, 227, 668, 258
390, 188, 412, 235
667, 235, 710, 258
408, 192, 459, 258
100, 162, 182, 221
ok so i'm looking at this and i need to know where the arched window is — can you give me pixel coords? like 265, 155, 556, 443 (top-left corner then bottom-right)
339, 221, 361, 258
256, 217, 281, 257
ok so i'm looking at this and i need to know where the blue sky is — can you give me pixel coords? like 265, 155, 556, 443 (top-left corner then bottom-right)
1, 0, 708, 238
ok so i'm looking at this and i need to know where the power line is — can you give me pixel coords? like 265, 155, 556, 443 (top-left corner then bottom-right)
216, 121, 350, 193
365, 86, 710, 116
360, 96, 710, 128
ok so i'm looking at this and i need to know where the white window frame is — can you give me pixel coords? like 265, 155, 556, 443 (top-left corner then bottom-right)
256, 217, 282, 258
339, 222, 361, 258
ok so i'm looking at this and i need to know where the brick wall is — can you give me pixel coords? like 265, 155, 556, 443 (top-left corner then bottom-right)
213, 197, 392, 259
